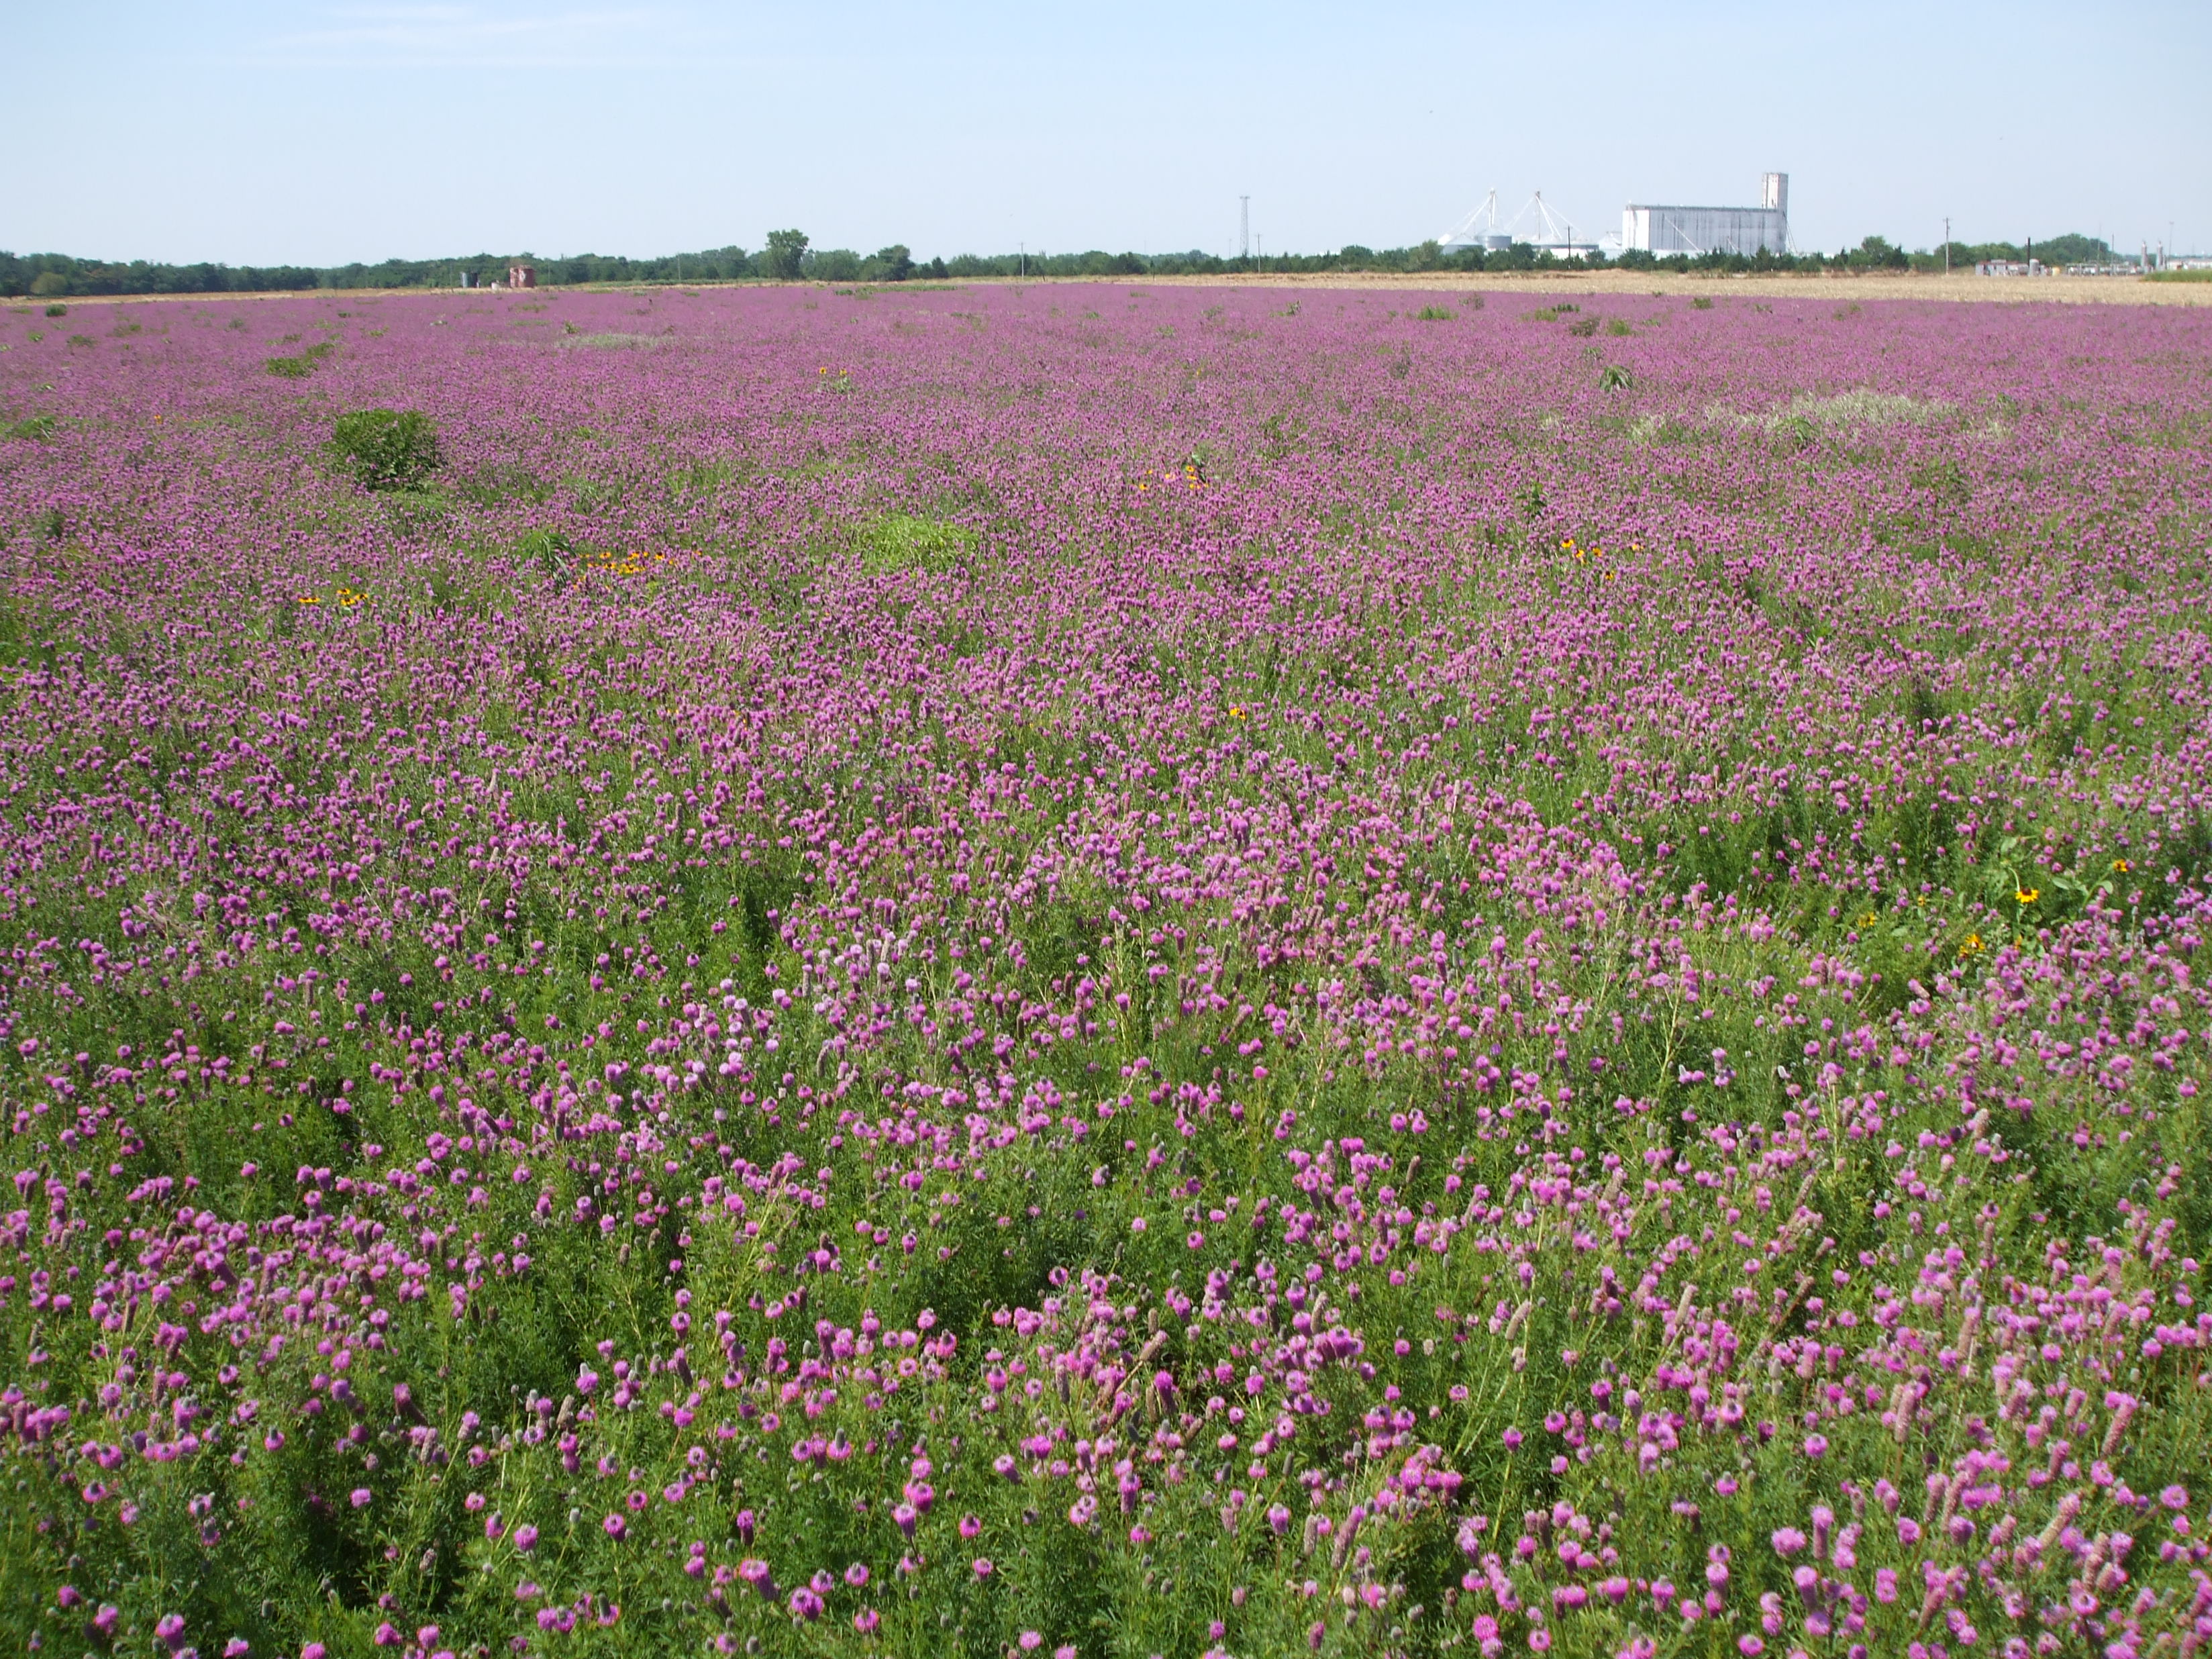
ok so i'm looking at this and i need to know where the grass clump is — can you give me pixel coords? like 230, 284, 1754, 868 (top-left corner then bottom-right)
1, 413, 56, 442
856, 513, 976, 575
1412, 305, 1456, 321
328, 408, 442, 491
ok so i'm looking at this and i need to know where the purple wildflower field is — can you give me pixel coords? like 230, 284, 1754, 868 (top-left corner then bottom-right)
1, 279, 2211, 1659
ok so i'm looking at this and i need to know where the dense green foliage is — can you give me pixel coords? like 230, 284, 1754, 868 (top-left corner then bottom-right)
0, 230, 2144, 299
327, 408, 444, 491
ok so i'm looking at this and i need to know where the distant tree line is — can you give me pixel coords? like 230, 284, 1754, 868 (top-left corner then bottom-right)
0, 230, 2131, 298
1907, 233, 2118, 270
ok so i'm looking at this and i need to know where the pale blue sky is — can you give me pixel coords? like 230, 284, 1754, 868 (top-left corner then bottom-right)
7, 1, 2206, 264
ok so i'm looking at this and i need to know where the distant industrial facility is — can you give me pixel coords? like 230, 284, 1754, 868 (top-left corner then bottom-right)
1436, 172, 1791, 260
1438, 190, 1602, 260
1621, 174, 1789, 257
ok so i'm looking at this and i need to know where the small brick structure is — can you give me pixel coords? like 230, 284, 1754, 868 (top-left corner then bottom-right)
508, 264, 537, 290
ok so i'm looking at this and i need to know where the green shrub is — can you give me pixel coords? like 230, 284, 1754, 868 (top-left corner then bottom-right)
1, 414, 56, 442
1605, 317, 1633, 336
328, 408, 442, 491
1566, 315, 1599, 338
856, 513, 975, 576
1598, 363, 1635, 391
516, 526, 575, 575
1412, 305, 1456, 321
266, 355, 313, 379
42, 303, 66, 318
1691, 295, 1715, 309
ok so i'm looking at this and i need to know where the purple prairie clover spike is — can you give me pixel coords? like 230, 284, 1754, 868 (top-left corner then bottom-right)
789, 1587, 823, 1620
844, 1564, 870, 1588
1771, 1527, 1807, 1557
603, 1514, 626, 1540
158, 1614, 188, 1649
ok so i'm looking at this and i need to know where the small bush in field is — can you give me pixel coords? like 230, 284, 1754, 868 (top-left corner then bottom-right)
856, 513, 974, 574
329, 407, 442, 490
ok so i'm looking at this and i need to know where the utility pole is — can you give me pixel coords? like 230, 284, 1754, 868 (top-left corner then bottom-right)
1944, 216, 1950, 275
1240, 196, 1250, 264
1018, 240, 1025, 279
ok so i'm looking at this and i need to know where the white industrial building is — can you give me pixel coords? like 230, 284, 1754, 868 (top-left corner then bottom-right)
1621, 173, 1789, 256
